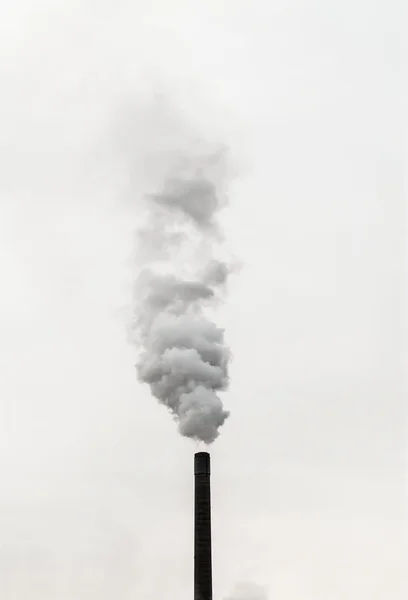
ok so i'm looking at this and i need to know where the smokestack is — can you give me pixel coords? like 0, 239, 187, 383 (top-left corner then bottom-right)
194, 451, 213, 600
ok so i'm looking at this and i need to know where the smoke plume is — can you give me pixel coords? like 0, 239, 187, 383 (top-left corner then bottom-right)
130, 133, 233, 444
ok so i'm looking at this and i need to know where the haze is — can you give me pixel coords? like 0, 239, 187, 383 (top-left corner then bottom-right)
0, 1, 404, 599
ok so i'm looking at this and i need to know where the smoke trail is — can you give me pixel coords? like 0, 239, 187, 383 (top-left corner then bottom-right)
130, 135, 233, 444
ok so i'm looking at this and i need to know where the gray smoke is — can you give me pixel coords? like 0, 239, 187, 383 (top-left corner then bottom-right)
131, 142, 233, 444
225, 583, 268, 600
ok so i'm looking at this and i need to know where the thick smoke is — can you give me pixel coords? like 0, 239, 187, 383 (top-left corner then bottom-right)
131, 140, 233, 444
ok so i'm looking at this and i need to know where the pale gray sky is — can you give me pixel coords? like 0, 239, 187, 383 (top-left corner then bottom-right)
0, 1, 405, 599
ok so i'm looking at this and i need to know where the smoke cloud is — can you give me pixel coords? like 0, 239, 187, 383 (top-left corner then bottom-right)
225, 582, 268, 600
130, 127, 234, 444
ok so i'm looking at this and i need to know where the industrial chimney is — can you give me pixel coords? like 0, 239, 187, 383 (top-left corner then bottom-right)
194, 451, 213, 600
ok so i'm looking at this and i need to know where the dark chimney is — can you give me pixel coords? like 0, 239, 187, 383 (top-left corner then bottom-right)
194, 452, 212, 600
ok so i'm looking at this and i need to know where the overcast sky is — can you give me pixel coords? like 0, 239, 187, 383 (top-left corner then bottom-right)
0, 1, 405, 599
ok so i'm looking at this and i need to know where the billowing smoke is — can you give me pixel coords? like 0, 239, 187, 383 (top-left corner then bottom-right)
130, 137, 234, 444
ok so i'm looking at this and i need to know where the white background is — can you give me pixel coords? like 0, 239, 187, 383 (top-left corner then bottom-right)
0, 1, 405, 598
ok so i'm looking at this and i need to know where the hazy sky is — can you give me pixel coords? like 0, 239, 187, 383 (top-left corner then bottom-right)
0, 1, 405, 599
